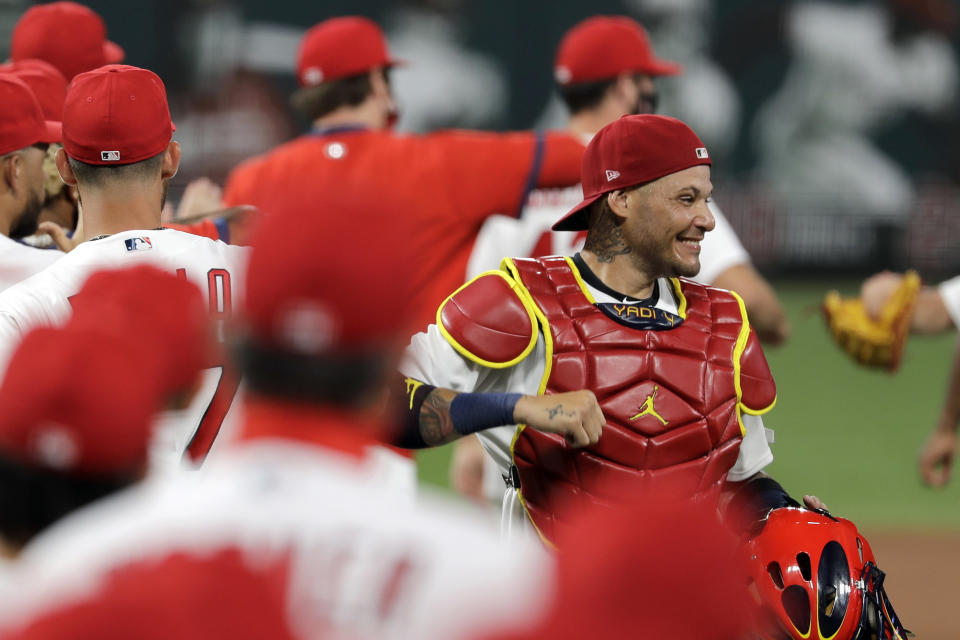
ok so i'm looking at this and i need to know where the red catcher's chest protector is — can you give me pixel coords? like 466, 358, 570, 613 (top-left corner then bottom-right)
505, 256, 776, 543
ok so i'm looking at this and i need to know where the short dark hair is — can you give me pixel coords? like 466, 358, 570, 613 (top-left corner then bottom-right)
0, 454, 136, 549
558, 77, 618, 114
67, 152, 164, 189
291, 71, 379, 121
237, 338, 391, 407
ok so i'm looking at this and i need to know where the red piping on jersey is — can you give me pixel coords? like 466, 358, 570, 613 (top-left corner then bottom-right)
239, 397, 388, 460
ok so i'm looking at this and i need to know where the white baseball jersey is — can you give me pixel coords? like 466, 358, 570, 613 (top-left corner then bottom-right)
2, 437, 550, 640
400, 271, 775, 536
0, 234, 62, 294
0, 228, 248, 470
938, 275, 960, 329
467, 190, 750, 285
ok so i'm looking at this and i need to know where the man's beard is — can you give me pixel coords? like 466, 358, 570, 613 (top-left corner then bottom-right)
8, 190, 44, 239
632, 92, 659, 116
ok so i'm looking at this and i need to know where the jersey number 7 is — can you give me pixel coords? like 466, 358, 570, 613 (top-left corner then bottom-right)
178, 267, 239, 462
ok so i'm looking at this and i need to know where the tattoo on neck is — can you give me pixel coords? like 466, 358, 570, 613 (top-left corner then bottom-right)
584, 222, 631, 264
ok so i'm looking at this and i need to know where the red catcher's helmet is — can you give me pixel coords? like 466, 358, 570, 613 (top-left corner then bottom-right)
745, 508, 911, 640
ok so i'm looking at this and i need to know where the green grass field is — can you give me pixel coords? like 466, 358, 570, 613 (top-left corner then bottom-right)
416, 279, 960, 530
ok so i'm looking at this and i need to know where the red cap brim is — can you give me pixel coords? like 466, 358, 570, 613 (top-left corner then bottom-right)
103, 41, 125, 64
642, 59, 683, 77
551, 192, 604, 231
40, 120, 62, 144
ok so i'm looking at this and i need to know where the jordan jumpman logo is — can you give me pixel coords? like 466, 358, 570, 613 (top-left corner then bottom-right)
629, 385, 668, 425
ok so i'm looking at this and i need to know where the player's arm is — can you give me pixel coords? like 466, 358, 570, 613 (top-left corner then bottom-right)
394, 378, 603, 449
919, 334, 960, 487
711, 264, 790, 345
723, 471, 827, 532
441, 131, 583, 220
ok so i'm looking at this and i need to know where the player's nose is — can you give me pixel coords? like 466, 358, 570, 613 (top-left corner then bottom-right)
693, 200, 715, 233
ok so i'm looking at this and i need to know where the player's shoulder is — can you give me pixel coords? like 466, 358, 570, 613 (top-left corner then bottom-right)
436, 268, 538, 368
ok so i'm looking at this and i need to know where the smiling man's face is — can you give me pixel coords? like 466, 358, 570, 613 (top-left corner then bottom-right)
619, 164, 715, 279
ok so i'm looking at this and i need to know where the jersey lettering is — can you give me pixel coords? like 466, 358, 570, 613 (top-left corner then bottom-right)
179, 265, 239, 462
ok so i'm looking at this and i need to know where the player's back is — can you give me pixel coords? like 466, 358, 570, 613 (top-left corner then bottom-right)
0, 228, 246, 347
0, 229, 249, 468
4, 437, 549, 640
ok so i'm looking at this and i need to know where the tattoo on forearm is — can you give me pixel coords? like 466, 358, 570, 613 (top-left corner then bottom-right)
420, 388, 457, 446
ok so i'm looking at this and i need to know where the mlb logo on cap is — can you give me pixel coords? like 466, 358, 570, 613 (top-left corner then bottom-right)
124, 237, 152, 252
695, 147, 708, 159
101, 150, 120, 161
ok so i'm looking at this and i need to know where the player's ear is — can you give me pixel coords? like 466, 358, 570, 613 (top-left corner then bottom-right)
606, 189, 631, 218
55, 148, 77, 187
160, 141, 181, 180
0, 152, 18, 192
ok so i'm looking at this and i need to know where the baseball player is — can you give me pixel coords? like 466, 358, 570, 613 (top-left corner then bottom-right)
222, 15, 583, 333
467, 16, 789, 345
0, 65, 248, 468
456, 15, 791, 503
401, 115, 824, 543
0, 190, 552, 640
10, 2, 124, 81
0, 60, 79, 251
0, 74, 63, 293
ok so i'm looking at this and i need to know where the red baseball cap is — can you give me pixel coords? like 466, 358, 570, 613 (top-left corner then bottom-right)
63, 64, 175, 166
554, 16, 682, 86
552, 114, 711, 231
296, 16, 402, 87
0, 325, 165, 476
0, 266, 209, 476
10, 1, 124, 81
69, 265, 212, 391
244, 191, 414, 356
0, 74, 61, 155
0, 59, 67, 123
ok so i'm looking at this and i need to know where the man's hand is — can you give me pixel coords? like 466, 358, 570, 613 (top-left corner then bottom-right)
175, 177, 224, 220
861, 271, 904, 321
514, 390, 604, 448
802, 495, 829, 511
37, 221, 80, 253
919, 425, 957, 488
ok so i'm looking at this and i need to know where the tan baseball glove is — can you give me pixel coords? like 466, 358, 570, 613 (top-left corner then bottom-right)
823, 271, 921, 372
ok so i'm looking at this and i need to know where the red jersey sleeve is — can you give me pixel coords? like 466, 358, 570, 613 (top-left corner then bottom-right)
435, 131, 583, 221
165, 219, 222, 241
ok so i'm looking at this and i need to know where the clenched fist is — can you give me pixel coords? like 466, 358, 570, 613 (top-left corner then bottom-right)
514, 390, 605, 448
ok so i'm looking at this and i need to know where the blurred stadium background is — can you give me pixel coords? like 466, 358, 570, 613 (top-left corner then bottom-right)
0, 0, 955, 281
2, 0, 958, 636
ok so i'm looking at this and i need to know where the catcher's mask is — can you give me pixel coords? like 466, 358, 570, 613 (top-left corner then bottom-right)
745, 508, 911, 640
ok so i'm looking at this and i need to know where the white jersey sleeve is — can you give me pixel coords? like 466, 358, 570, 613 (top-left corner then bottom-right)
0, 235, 63, 294
695, 201, 751, 285
937, 275, 960, 329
